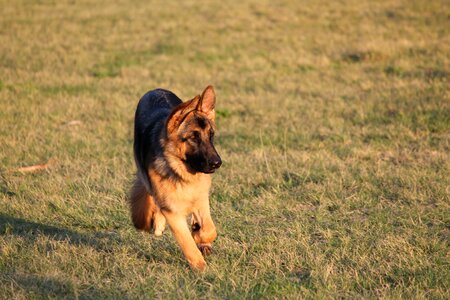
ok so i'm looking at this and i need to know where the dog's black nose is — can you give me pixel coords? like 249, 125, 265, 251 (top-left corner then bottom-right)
210, 158, 222, 169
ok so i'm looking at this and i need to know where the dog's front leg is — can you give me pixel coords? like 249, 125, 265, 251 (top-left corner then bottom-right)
191, 200, 217, 256
162, 210, 207, 271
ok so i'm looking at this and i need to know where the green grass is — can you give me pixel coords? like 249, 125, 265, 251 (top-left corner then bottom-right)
0, 0, 449, 298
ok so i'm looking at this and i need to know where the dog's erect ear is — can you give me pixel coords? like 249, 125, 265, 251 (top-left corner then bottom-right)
166, 95, 201, 133
197, 85, 216, 120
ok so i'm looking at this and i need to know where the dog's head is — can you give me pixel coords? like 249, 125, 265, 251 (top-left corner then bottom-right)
165, 86, 222, 174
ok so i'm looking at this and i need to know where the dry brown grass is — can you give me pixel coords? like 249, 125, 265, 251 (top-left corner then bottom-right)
0, 0, 449, 298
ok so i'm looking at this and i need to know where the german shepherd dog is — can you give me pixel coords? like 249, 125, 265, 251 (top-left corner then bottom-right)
128, 86, 221, 271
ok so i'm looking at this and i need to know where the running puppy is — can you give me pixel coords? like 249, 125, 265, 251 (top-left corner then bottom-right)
129, 86, 222, 271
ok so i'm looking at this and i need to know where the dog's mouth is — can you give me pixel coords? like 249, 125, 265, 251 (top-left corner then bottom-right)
182, 160, 215, 174
182, 157, 221, 174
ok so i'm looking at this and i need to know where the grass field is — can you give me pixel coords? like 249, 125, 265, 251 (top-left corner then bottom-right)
0, 0, 449, 298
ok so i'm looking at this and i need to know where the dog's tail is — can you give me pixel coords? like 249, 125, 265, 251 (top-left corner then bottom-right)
128, 177, 154, 231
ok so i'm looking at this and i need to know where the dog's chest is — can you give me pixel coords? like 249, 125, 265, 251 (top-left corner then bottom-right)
157, 175, 211, 214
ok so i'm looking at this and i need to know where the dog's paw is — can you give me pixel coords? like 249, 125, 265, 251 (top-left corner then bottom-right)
189, 257, 207, 272
198, 244, 213, 256
152, 211, 166, 237
191, 222, 201, 232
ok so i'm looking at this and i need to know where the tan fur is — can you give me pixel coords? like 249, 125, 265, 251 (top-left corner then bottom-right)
129, 177, 166, 235
128, 86, 220, 271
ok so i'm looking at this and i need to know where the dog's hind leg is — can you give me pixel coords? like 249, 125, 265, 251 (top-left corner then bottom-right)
128, 178, 166, 235
153, 207, 166, 236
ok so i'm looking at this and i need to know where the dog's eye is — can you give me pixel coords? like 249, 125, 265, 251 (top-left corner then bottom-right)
190, 131, 200, 142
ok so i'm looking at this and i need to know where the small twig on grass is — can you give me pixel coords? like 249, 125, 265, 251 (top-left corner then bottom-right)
18, 162, 50, 173
62, 120, 82, 127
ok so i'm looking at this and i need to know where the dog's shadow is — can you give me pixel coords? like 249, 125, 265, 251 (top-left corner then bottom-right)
0, 214, 118, 252
1, 272, 108, 299
0, 214, 175, 264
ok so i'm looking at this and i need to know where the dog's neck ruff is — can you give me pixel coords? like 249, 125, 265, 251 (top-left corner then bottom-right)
153, 154, 182, 182
153, 152, 202, 185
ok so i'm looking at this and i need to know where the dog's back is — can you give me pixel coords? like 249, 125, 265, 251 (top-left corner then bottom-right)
134, 89, 182, 191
